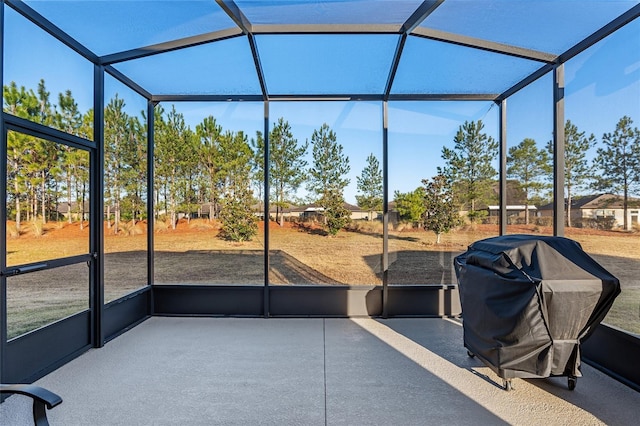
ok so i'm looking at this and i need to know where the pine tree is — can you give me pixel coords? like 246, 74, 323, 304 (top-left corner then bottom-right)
507, 138, 551, 224
176, 129, 199, 224
56, 90, 84, 224
546, 120, 596, 227
355, 153, 383, 220
439, 120, 498, 222
4, 82, 39, 230
307, 123, 351, 235
196, 116, 224, 220
120, 115, 147, 225
104, 95, 129, 233
154, 105, 193, 229
249, 131, 265, 216
218, 131, 258, 241
592, 116, 640, 230
270, 118, 308, 225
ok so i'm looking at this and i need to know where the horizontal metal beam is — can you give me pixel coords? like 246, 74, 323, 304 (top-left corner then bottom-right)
3, 113, 95, 150
1, 254, 92, 277
150, 93, 499, 103
251, 24, 402, 34
270, 94, 500, 101
104, 66, 153, 100
410, 27, 557, 63
268, 94, 381, 101
152, 94, 265, 103
99, 28, 243, 65
5, 0, 98, 64
388, 93, 499, 101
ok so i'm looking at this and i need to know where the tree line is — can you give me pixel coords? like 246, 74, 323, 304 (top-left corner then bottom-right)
393, 117, 640, 240
4, 80, 93, 233
3, 80, 356, 240
4, 79, 639, 242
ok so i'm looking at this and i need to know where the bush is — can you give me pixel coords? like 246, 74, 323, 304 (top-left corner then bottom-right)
574, 218, 595, 229
154, 219, 170, 233
596, 217, 617, 230
345, 220, 383, 234
119, 220, 144, 236
533, 217, 553, 227
467, 209, 488, 223
395, 222, 418, 232
7, 222, 20, 238
573, 217, 616, 230
188, 218, 215, 230
482, 216, 498, 225
219, 191, 258, 242
509, 217, 526, 225
31, 220, 45, 237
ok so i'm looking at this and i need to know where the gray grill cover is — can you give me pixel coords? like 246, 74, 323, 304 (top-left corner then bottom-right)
454, 235, 620, 379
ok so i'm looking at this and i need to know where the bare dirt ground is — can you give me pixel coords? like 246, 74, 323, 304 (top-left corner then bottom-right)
5, 219, 640, 337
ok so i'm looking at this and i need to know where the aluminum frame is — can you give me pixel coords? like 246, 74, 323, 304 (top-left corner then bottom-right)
0, 0, 637, 300
1, 0, 639, 390
498, 99, 507, 235
553, 64, 566, 237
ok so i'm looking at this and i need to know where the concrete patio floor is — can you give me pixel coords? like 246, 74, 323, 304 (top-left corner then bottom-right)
1, 317, 638, 425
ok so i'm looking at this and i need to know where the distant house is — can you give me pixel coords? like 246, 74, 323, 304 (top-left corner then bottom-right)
57, 202, 124, 221
280, 202, 369, 221
537, 193, 640, 230
486, 205, 537, 220
197, 203, 215, 218
56, 201, 91, 221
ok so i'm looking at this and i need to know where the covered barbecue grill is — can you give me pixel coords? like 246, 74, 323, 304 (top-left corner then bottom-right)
454, 235, 620, 391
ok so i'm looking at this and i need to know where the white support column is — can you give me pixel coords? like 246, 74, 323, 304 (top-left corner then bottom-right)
553, 64, 565, 237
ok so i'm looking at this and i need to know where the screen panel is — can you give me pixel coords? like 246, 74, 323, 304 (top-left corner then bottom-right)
387, 101, 499, 285
3, 5, 94, 139
103, 74, 150, 302
268, 101, 383, 286
420, 0, 638, 54
112, 37, 261, 96
236, 0, 425, 26
561, 19, 640, 335
256, 34, 399, 95
152, 101, 265, 286
23, 0, 237, 56
6, 262, 88, 339
6, 131, 90, 267
393, 36, 542, 95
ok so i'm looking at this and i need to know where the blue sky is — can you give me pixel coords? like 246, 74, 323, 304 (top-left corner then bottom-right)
3, 3, 639, 204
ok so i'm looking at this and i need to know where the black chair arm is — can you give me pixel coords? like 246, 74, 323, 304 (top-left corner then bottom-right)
0, 384, 62, 426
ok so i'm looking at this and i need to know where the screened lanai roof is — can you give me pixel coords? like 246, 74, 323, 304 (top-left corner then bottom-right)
8, 0, 640, 100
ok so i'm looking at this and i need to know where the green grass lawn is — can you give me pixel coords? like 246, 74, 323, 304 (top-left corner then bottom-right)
604, 288, 640, 336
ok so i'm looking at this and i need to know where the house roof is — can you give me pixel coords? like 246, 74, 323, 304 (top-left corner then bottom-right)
537, 193, 640, 211
487, 205, 537, 211
287, 202, 364, 213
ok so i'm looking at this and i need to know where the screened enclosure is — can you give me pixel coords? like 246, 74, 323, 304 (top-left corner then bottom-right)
1, 0, 639, 390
